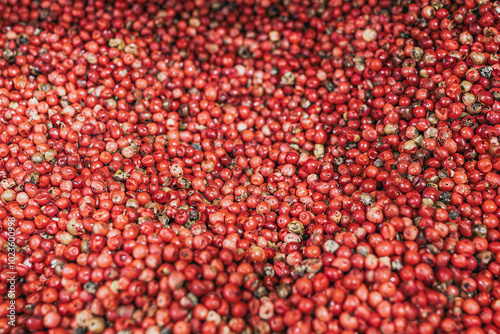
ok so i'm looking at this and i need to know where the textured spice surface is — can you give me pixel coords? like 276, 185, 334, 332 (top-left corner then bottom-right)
2, 0, 500, 333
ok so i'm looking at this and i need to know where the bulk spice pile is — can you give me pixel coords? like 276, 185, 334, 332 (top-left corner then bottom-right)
3, 0, 500, 333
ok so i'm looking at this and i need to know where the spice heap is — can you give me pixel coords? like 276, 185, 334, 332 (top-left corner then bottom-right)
2, 0, 500, 333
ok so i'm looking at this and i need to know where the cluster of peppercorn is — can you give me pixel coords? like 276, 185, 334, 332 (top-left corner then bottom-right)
1, 0, 500, 333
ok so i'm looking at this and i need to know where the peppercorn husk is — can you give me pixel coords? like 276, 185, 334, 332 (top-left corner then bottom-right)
360, 193, 375, 206
280, 72, 295, 86
313, 144, 325, 159
287, 221, 304, 235
113, 169, 130, 181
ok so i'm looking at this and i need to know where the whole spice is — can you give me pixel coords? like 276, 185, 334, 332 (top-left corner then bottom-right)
2, 0, 500, 334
